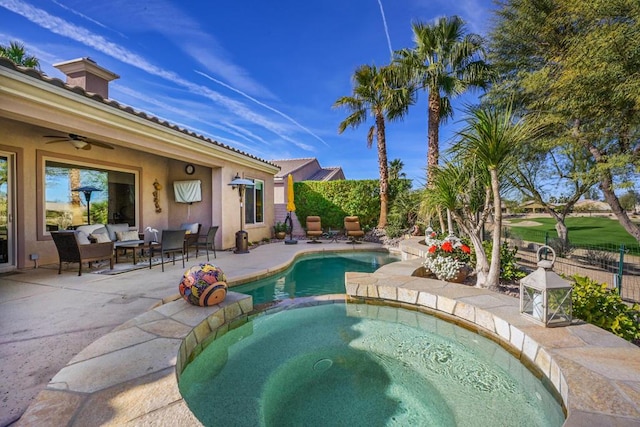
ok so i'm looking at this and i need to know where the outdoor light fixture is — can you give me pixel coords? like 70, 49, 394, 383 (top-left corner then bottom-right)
228, 173, 254, 254
70, 140, 88, 150
72, 185, 101, 225
520, 245, 573, 327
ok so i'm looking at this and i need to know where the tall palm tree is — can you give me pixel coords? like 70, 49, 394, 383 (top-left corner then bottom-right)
388, 158, 406, 180
452, 105, 538, 289
0, 41, 40, 68
334, 64, 414, 228
395, 16, 491, 186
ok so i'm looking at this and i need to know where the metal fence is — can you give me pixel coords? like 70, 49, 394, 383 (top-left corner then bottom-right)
503, 227, 640, 304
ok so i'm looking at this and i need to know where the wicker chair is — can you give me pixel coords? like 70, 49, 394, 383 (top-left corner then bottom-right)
51, 231, 114, 276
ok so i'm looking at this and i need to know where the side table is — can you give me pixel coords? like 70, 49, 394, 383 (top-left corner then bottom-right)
324, 229, 340, 243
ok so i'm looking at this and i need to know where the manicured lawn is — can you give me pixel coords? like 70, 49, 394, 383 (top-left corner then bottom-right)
506, 216, 640, 254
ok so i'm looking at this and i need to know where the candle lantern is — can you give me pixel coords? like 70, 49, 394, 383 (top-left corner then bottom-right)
520, 245, 573, 327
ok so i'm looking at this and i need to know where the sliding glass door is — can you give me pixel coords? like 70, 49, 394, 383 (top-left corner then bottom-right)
0, 154, 13, 268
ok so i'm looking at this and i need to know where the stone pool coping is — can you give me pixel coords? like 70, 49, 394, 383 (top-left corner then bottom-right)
373, 239, 640, 426
18, 242, 640, 426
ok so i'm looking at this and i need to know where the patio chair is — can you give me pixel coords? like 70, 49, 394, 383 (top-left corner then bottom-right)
344, 216, 365, 244
51, 231, 114, 276
193, 226, 218, 261
181, 222, 201, 261
150, 229, 186, 272
305, 216, 323, 243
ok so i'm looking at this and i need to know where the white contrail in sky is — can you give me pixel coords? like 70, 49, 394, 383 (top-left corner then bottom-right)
377, 0, 393, 58
195, 70, 329, 147
0, 0, 325, 150
50, 0, 127, 39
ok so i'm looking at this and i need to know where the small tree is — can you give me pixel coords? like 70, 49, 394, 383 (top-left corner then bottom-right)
451, 104, 540, 289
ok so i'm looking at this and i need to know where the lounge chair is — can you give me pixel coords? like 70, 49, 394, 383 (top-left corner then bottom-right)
344, 216, 365, 244
51, 231, 114, 276
150, 229, 186, 272
305, 216, 323, 243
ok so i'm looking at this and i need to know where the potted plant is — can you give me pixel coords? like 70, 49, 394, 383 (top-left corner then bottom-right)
422, 234, 472, 282
273, 221, 287, 239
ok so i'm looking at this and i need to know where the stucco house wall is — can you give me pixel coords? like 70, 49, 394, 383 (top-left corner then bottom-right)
0, 58, 279, 270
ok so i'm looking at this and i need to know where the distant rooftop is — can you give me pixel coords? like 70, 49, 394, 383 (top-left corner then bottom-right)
271, 158, 345, 181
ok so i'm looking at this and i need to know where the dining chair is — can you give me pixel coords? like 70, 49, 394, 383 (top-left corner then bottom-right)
150, 229, 186, 272
193, 226, 218, 261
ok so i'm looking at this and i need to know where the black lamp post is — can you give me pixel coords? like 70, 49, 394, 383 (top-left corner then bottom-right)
228, 173, 254, 254
72, 185, 101, 225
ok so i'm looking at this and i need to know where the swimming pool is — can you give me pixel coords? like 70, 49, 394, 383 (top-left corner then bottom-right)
179, 301, 565, 426
232, 251, 399, 305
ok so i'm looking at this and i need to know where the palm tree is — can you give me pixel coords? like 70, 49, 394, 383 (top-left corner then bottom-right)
451, 105, 539, 289
388, 158, 406, 180
0, 41, 40, 68
334, 64, 414, 228
395, 16, 491, 186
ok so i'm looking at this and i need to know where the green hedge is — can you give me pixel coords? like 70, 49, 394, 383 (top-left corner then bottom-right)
293, 179, 411, 231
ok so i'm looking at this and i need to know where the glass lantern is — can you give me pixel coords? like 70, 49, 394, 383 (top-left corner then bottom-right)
520, 246, 573, 327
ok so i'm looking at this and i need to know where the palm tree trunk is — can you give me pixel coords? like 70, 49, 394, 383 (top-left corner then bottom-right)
450, 209, 489, 287
427, 91, 441, 187
376, 113, 389, 228
487, 169, 502, 290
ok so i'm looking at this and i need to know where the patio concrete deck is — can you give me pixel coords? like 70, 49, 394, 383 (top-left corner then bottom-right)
1, 239, 382, 426
2, 238, 640, 426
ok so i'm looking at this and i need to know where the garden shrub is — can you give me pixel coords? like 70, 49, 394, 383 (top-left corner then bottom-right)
571, 275, 640, 342
293, 179, 411, 231
547, 237, 573, 258
482, 241, 527, 281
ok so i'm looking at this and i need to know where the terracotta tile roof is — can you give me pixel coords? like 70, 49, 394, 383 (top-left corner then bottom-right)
0, 58, 278, 169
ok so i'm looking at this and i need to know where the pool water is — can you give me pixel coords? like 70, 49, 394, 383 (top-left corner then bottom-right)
232, 251, 399, 305
179, 302, 565, 426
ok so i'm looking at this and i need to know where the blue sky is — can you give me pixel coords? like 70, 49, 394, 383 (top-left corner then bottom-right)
1, 0, 496, 185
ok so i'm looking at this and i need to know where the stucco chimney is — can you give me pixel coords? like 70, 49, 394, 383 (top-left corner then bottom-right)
53, 57, 119, 99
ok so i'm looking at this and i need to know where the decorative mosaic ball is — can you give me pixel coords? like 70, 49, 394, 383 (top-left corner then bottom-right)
179, 263, 228, 306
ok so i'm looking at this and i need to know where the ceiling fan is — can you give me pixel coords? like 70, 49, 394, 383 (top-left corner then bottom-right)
43, 133, 115, 150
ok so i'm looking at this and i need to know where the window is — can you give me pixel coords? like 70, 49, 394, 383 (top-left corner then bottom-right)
44, 160, 137, 230
244, 179, 263, 224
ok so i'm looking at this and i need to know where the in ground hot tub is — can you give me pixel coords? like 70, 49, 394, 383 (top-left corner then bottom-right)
179, 301, 564, 426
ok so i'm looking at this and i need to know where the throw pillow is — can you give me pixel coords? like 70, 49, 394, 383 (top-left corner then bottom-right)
90, 233, 112, 243
116, 230, 140, 241
76, 231, 91, 245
